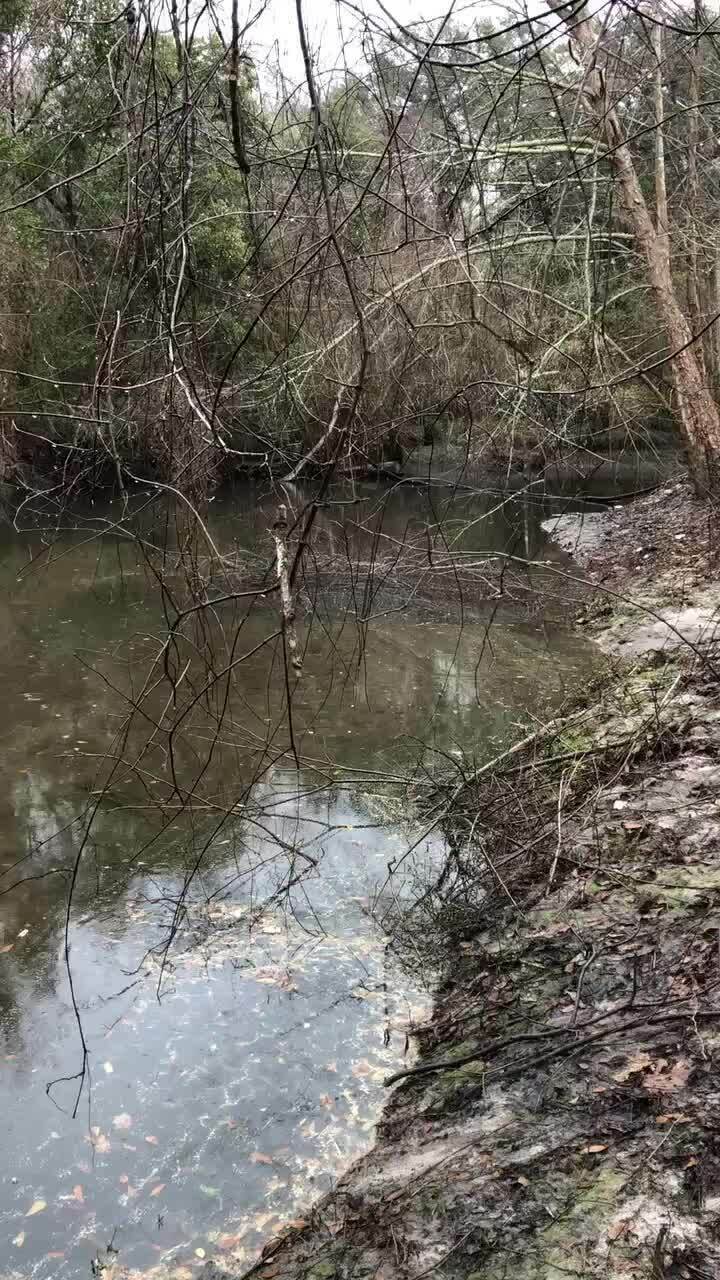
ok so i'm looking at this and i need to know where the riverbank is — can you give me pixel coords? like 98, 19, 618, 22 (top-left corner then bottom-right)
198, 479, 720, 1280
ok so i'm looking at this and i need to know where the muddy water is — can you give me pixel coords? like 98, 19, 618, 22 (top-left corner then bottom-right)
0, 480, 597, 1279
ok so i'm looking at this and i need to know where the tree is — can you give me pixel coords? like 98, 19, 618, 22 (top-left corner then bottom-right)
545, 0, 720, 494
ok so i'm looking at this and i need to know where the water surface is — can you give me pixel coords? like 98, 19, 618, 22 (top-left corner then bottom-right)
0, 479, 598, 1278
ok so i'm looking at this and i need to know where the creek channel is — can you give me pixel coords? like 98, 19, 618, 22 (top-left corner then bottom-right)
0, 475, 618, 1278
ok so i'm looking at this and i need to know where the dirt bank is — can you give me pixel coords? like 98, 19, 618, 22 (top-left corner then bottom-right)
191, 481, 720, 1280
544, 479, 720, 656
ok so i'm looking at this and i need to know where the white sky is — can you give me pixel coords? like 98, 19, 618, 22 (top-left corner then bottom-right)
238, 0, 494, 85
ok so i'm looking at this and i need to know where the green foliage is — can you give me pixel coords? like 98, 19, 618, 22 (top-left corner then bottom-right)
0, 0, 709, 480
193, 203, 249, 278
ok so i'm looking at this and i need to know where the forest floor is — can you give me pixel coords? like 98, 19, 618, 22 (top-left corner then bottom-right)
188, 481, 720, 1280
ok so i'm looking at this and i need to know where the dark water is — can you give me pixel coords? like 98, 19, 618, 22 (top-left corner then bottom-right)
0, 479, 598, 1279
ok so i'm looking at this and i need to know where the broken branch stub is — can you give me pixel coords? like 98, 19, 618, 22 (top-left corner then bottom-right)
273, 504, 302, 677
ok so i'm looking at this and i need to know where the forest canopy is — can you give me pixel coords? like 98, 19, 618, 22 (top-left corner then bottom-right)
2, 0, 720, 493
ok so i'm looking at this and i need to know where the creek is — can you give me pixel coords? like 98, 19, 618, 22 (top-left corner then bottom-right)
0, 475, 617, 1278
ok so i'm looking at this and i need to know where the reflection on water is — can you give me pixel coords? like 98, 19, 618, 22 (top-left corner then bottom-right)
0, 479, 597, 1278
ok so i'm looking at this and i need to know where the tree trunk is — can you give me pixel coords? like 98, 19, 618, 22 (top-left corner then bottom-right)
546, 0, 720, 494
652, 23, 670, 277
688, 0, 707, 379
713, 239, 720, 392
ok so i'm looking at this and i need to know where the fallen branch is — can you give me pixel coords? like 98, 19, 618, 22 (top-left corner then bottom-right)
283, 387, 344, 483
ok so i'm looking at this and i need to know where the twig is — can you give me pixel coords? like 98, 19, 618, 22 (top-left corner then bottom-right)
411, 1228, 477, 1279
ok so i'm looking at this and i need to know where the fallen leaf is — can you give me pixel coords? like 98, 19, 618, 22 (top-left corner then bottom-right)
517, 1176, 529, 1187
622, 821, 645, 832
26, 1200, 46, 1216
250, 1152, 273, 1166
318, 1094, 334, 1109
350, 988, 379, 1000
252, 967, 297, 991
612, 1051, 653, 1083
17, 929, 28, 938
252, 1211, 277, 1233
144, 1135, 159, 1145
607, 1220, 628, 1241
13, 1232, 25, 1247
149, 1183, 166, 1197
645, 1059, 691, 1094
656, 1112, 690, 1125
287, 1219, 307, 1230
218, 1234, 243, 1250
0, 943, 14, 953
89, 1129, 111, 1154
71, 1185, 84, 1203
582, 1143, 608, 1154
112, 1112, 132, 1130
195, 1248, 206, 1259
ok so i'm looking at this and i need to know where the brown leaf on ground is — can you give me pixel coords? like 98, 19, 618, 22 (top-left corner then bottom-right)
149, 1183, 166, 1196
582, 1143, 608, 1153
607, 1219, 629, 1241
612, 1051, 653, 1082
644, 1058, 691, 1093
250, 1152, 273, 1165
